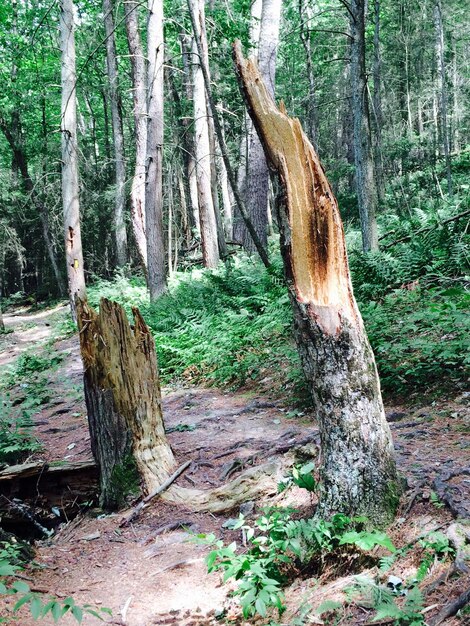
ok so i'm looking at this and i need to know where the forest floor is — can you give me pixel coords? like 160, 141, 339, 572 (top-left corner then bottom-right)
0, 304, 469, 626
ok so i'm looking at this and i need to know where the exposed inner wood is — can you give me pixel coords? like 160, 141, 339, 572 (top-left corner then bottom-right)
77, 298, 175, 507
234, 42, 359, 335
233, 42, 399, 526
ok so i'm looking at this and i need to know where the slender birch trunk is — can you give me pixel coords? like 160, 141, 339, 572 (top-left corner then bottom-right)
124, 0, 148, 268
146, 0, 167, 299
372, 0, 384, 204
434, 0, 453, 196
234, 0, 262, 244
298, 0, 317, 147
180, 33, 201, 237
60, 0, 86, 319
188, 0, 219, 268
350, 0, 379, 252
243, 0, 282, 253
103, 0, 128, 267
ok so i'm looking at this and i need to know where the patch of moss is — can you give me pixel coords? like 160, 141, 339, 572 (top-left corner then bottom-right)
108, 454, 141, 509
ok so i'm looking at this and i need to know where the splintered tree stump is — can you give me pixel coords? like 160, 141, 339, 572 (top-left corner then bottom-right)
77, 298, 175, 509
234, 42, 400, 526
77, 299, 294, 515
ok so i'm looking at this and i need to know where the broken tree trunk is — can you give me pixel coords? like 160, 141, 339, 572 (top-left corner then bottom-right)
76, 298, 175, 509
233, 42, 400, 526
76, 298, 296, 514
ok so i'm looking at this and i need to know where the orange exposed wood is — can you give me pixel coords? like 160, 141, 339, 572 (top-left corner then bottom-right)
234, 42, 359, 335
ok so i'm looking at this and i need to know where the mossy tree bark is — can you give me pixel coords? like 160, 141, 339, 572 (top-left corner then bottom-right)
76, 298, 175, 509
234, 43, 400, 526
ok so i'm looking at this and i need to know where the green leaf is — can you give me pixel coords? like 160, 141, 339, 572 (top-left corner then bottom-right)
372, 603, 402, 621
72, 605, 83, 622
13, 592, 34, 611
12, 580, 30, 593
30, 595, 42, 620
255, 596, 267, 617
316, 600, 342, 615
51, 601, 64, 623
0, 564, 18, 576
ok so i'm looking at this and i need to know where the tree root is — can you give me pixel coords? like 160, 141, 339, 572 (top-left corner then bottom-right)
428, 585, 470, 626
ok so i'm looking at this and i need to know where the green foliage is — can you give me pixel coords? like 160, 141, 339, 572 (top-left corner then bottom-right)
361, 286, 469, 394
0, 393, 42, 465
197, 509, 395, 620
0, 541, 111, 623
348, 576, 426, 626
415, 532, 454, 582
278, 461, 317, 493
2, 351, 64, 389
87, 239, 467, 401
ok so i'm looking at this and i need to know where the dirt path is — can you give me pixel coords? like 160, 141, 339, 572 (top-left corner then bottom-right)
0, 306, 469, 625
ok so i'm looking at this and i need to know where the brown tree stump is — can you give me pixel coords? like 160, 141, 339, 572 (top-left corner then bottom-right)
234, 42, 400, 526
76, 298, 175, 509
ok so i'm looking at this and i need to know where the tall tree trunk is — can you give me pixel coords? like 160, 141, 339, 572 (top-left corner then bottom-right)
76, 298, 175, 509
451, 38, 460, 155
434, 0, 453, 196
243, 0, 282, 253
298, 0, 317, 147
350, 0, 379, 252
218, 133, 234, 239
124, 0, 148, 268
167, 55, 198, 238
146, 0, 167, 299
372, 0, 384, 204
60, 0, 86, 318
187, 0, 270, 268
234, 43, 400, 527
180, 33, 201, 237
103, 0, 128, 267
189, 0, 219, 268
234, 0, 262, 244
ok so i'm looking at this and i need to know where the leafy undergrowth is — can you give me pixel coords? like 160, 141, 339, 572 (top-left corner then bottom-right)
0, 352, 65, 465
85, 238, 468, 403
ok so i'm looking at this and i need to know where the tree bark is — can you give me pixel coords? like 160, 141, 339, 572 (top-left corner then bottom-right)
103, 0, 128, 267
234, 43, 400, 526
76, 298, 175, 509
298, 0, 317, 147
180, 33, 201, 238
349, 0, 379, 252
434, 0, 453, 196
60, 0, 86, 319
124, 0, 148, 269
234, 0, 262, 244
243, 0, 282, 254
187, 0, 270, 268
372, 0, 384, 204
146, 0, 167, 299
188, 0, 220, 268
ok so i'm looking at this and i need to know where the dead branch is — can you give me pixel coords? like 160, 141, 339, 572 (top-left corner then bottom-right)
120, 460, 192, 526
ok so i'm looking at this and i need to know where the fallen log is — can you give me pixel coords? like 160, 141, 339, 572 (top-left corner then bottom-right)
0, 460, 98, 532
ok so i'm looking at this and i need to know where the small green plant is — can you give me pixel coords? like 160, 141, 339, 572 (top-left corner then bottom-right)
0, 541, 111, 623
429, 490, 445, 509
347, 576, 425, 626
278, 461, 317, 493
197, 510, 396, 620
0, 394, 42, 465
415, 532, 454, 582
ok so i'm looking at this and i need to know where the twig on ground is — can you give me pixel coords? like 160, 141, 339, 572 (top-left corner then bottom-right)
119, 460, 192, 527
150, 557, 203, 577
